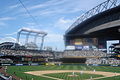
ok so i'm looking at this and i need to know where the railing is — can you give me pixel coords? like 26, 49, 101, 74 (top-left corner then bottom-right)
66, 0, 120, 33
0, 73, 12, 80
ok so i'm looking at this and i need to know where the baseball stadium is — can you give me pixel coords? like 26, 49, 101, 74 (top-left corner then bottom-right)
0, 0, 120, 80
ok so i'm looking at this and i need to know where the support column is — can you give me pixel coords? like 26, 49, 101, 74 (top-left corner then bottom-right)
25, 32, 30, 44
17, 32, 21, 43
34, 33, 39, 44
40, 36, 45, 50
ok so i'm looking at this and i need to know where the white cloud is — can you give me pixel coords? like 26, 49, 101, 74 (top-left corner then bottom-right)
9, 4, 21, 9
54, 17, 75, 30
28, 0, 66, 10
0, 17, 15, 27
18, 0, 66, 15
12, 0, 107, 18
5, 32, 17, 36
9, 0, 29, 9
27, 0, 105, 16
44, 33, 65, 51
0, 37, 17, 43
0, 17, 15, 21
0, 22, 6, 26
26, 22, 36, 25
21, 22, 43, 30
45, 34, 63, 43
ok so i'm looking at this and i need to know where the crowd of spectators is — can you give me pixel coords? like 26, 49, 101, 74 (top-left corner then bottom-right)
0, 58, 13, 63
0, 42, 54, 58
63, 50, 106, 57
86, 58, 120, 65
0, 49, 53, 57
63, 50, 120, 65
1, 49, 120, 65
86, 58, 102, 64
103, 58, 120, 65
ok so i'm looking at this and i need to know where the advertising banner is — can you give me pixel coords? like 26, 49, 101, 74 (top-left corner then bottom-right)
75, 45, 83, 50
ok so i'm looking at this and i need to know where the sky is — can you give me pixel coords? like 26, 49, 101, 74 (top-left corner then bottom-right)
0, 0, 111, 51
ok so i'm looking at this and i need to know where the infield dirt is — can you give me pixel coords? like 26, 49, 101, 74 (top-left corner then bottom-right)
25, 70, 120, 80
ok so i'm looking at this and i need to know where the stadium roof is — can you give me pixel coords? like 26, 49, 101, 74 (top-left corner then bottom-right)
18, 28, 47, 35
66, 0, 120, 34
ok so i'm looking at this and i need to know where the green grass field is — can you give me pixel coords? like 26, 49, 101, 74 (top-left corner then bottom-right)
6, 65, 120, 80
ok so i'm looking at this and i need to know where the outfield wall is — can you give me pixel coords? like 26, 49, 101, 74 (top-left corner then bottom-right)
0, 63, 120, 67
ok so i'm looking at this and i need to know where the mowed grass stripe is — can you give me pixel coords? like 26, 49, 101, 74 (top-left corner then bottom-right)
97, 75, 120, 80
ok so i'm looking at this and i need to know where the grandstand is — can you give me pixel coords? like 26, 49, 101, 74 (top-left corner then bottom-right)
0, 0, 119, 66
61, 50, 107, 63
0, 43, 54, 64
62, 0, 120, 64
63, 50, 106, 58
0, 28, 55, 65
